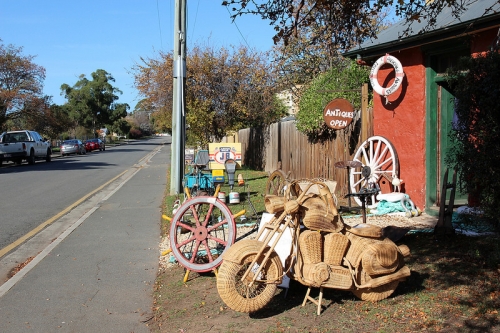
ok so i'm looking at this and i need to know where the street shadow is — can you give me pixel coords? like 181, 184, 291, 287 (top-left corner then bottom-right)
0, 157, 117, 173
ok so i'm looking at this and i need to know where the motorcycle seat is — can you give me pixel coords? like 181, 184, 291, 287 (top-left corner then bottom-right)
345, 223, 382, 238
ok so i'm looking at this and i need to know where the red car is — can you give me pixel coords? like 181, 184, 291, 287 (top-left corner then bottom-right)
85, 138, 105, 152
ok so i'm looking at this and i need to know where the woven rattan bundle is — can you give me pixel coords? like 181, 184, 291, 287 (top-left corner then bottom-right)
345, 223, 383, 238
345, 233, 378, 266
324, 233, 350, 266
301, 262, 330, 287
325, 266, 353, 289
353, 269, 401, 302
361, 242, 399, 275
300, 196, 342, 232
298, 230, 333, 287
264, 195, 286, 214
298, 230, 322, 264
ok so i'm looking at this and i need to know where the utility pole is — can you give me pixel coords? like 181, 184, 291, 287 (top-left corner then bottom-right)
170, 0, 186, 195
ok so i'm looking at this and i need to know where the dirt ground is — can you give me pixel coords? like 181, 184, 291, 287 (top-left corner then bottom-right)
151, 213, 476, 333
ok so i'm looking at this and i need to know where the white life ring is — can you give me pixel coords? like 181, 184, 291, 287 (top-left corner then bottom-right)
369, 54, 404, 98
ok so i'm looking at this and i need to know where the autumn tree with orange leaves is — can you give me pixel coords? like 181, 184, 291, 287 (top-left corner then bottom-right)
0, 41, 47, 131
132, 44, 286, 148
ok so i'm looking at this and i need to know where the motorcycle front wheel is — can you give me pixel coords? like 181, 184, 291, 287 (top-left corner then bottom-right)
217, 252, 282, 313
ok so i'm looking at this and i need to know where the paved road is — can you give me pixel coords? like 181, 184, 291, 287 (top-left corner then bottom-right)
0, 137, 170, 332
0, 139, 163, 251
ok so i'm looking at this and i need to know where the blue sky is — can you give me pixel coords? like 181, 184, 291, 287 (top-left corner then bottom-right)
0, 1, 276, 110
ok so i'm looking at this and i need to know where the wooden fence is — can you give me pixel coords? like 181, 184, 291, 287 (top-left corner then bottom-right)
223, 84, 373, 198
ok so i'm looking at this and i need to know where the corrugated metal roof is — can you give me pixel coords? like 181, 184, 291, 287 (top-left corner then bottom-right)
345, 0, 500, 58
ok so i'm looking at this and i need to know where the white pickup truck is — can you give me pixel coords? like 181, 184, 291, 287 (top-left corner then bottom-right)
0, 130, 52, 165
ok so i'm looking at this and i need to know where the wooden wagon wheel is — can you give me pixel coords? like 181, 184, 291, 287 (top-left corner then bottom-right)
169, 196, 237, 273
349, 136, 399, 208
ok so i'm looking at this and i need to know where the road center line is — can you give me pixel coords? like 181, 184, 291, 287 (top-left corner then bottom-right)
0, 170, 128, 259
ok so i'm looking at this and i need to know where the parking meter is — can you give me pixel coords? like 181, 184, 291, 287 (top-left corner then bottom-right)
225, 159, 237, 190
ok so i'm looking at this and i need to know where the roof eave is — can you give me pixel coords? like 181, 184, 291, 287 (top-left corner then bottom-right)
344, 14, 500, 61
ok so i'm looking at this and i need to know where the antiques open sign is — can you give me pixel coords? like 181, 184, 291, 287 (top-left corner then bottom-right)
323, 98, 354, 130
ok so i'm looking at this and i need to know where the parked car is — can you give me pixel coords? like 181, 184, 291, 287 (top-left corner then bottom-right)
60, 139, 86, 156
0, 130, 52, 165
85, 138, 105, 152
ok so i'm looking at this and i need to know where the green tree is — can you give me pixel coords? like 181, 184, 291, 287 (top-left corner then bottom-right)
186, 44, 284, 145
45, 103, 73, 138
130, 100, 153, 135
0, 40, 46, 130
61, 69, 128, 137
110, 118, 132, 138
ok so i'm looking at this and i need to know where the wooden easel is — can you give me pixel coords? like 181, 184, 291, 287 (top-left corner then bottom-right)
434, 168, 457, 235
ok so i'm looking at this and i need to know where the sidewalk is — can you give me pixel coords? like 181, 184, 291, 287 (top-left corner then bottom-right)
0, 143, 168, 332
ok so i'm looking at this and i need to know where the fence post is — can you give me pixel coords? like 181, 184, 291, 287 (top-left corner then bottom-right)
360, 83, 372, 143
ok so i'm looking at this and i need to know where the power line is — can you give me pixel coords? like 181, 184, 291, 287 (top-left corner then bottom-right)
187, 0, 200, 42
156, 0, 163, 49
225, 5, 250, 49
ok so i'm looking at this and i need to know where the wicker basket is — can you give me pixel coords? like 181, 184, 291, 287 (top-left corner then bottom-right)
264, 195, 286, 214
301, 262, 330, 287
345, 233, 378, 267
361, 242, 399, 275
345, 223, 383, 238
300, 196, 342, 232
324, 233, 350, 266
299, 230, 322, 264
325, 265, 353, 289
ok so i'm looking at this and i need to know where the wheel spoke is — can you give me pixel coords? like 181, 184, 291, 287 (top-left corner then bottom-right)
175, 234, 196, 248
352, 176, 366, 188
361, 146, 370, 165
188, 240, 202, 264
372, 145, 388, 167
207, 234, 228, 247
373, 169, 389, 176
201, 203, 216, 227
207, 219, 227, 232
376, 155, 393, 170
200, 240, 215, 262
188, 204, 203, 228
372, 140, 380, 163
175, 221, 195, 233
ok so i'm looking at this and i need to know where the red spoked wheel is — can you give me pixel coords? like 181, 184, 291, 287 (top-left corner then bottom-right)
169, 196, 237, 272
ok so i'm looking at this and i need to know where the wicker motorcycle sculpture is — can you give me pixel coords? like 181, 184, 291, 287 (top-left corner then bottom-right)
216, 181, 411, 314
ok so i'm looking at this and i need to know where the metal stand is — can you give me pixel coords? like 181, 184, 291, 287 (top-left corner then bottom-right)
345, 188, 379, 224
335, 161, 362, 213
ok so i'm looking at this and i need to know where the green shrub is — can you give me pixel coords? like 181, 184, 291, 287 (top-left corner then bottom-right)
296, 58, 370, 141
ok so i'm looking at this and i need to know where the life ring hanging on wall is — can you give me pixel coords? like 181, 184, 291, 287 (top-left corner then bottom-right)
369, 54, 404, 104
